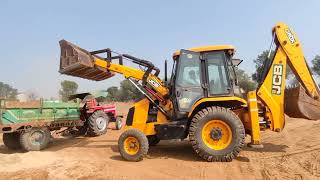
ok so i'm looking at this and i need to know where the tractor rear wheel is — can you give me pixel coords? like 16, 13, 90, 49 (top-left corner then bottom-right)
87, 110, 109, 136
189, 106, 245, 162
20, 127, 51, 151
3, 132, 21, 150
118, 129, 149, 161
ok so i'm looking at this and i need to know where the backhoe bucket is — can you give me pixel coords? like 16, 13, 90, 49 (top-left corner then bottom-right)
59, 40, 114, 81
285, 85, 320, 120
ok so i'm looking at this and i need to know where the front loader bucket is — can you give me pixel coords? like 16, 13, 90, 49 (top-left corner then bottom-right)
59, 40, 114, 81
285, 85, 320, 120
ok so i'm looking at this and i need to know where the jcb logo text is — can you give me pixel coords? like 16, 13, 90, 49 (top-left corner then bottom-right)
272, 65, 283, 95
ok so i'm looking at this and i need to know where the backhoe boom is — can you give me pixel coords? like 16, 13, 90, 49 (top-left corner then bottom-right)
248, 22, 320, 146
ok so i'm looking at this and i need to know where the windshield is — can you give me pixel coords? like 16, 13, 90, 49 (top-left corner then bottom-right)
176, 52, 201, 87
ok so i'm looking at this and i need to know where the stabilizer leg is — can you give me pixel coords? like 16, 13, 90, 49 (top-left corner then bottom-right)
247, 91, 264, 149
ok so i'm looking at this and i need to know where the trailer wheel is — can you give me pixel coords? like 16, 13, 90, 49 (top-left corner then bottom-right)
189, 106, 245, 162
115, 117, 123, 130
3, 132, 22, 150
87, 110, 109, 136
118, 129, 149, 161
147, 135, 160, 146
20, 127, 51, 151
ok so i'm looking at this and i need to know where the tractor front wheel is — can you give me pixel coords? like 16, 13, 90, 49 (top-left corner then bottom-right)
189, 106, 245, 162
87, 110, 109, 136
115, 117, 123, 130
118, 129, 149, 161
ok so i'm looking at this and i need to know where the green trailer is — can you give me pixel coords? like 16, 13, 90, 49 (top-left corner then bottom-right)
0, 97, 111, 151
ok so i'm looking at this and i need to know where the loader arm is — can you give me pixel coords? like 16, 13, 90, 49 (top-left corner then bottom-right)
254, 23, 320, 133
59, 40, 170, 116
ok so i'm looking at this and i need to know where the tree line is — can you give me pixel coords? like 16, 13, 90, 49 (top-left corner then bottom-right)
1, 51, 320, 102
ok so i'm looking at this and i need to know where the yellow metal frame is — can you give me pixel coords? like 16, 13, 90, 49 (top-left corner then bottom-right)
94, 58, 169, 100
173, 45, 235, 57
188, 97, 247, 117
124, 98, 171, 136
247, 91, 261, 144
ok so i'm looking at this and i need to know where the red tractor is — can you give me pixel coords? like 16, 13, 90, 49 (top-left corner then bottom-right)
70, 92, 123, 136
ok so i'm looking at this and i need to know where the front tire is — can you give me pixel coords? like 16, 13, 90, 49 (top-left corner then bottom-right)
3, 132, 21, 150
115, 117, 123, 130
87, 110, 109, 136
20, 127, 51, 151
189, 106, 245, 162
118, 129, 149, 162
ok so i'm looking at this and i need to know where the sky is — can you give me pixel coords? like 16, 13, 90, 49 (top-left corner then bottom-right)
0, 0, 319, 98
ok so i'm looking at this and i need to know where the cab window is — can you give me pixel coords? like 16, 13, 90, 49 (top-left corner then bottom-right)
206, 51, 230, 95
176, 52, 201, 87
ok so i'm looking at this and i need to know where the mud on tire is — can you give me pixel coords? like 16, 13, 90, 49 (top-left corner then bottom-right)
3, 132, 22, 150
20, 127, 51, 151
118, 129, 149, 162
87, 110, 109, 136
189, 106, 245, 162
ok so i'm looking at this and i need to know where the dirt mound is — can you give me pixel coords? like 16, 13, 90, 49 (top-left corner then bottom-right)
2, 169, 49, 180
0, 102, 319, 179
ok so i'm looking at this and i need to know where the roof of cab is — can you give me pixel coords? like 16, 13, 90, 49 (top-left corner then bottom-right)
173, 44, 235, 57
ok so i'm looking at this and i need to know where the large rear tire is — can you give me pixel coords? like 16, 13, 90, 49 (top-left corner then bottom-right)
87, 110, 109, 136
118, 129, 149, 162
3, 132, 21, 150
189, 106, 245, 162
20, 127, 51, 151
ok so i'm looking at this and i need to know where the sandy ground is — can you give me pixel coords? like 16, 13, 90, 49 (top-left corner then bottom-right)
0, 102, 319, 180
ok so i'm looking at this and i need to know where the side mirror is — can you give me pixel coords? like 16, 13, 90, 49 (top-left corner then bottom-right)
232, 59, 243, 66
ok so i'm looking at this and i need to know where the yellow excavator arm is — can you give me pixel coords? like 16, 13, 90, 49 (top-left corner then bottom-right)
248, 22, 320, 145
59, 40, 171, 117
273, 23, 319, 98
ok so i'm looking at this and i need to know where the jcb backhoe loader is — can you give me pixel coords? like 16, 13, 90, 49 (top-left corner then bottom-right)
58, 22, 320, 162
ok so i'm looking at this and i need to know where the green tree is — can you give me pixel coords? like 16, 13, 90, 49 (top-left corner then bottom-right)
253, 50, 293, 83
253, 50, 274, 81
106, 86, 120, 101
59, 80, 78, 102
105, 80, 143, 102
118, 79, 143, 101
312, 55, 320, 76
0, 82, 18, 99
236, 69, 257, 93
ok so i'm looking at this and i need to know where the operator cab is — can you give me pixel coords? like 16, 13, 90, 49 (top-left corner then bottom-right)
170, 45, 242, 118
